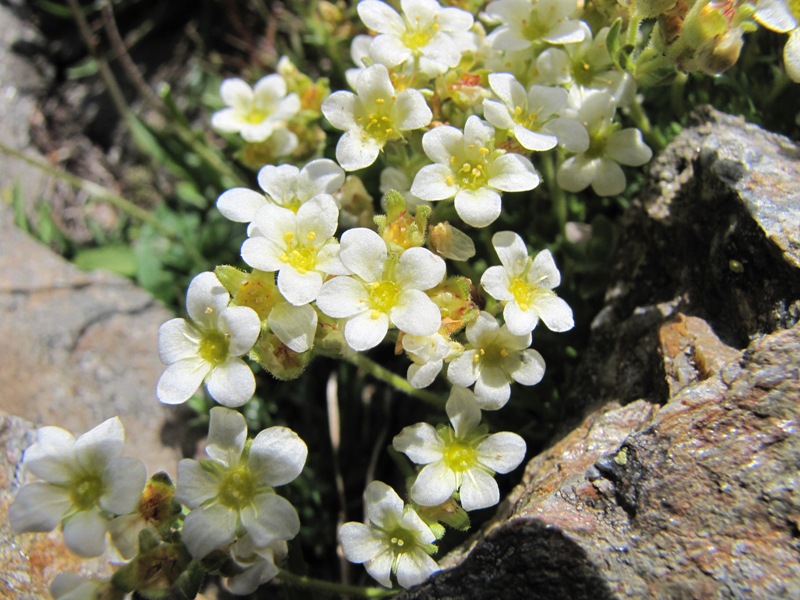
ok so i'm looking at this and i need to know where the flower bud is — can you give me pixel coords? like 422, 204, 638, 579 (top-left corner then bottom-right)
429, 222, 476, 261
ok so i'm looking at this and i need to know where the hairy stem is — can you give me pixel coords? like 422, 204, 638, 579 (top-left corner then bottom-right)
346, 353, 446, 409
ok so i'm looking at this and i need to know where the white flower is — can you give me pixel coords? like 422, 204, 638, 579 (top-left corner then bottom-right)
9, 417, 146, 558
447, 311, 545, 408
481, 231, 574, 335
534, 25, 636, 106
211, 75, 300, 143
322, 63, 432, 171
380, 166, 430, 213
176, 407, 307, 559
411, 116, 540, 228
755, 0, 800, 81
557, 90, 652, 196
157, 272, 261, 407
241, 196, 346, 306
316, 228, 445, 351
402, 331, 461, 388
225, 536, 288, 595
394, 386, 526, 511
217, 159, 346, 225
338, 481, 438, 588
483, 73, 588, 153
485, 0, 585, 51
358, 0, 475, 77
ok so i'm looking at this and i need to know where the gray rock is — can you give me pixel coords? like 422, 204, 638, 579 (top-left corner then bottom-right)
0, 215, 185, 477
398, 110, 800, 599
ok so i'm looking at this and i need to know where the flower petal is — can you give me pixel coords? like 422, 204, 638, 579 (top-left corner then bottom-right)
340, 228, 387, 281
395, 549, 439, 589
101, 456, 147, 514
249, 427, 308, 487
158, 318, 200, 364
268, 302, 317, 353
186, 272, 230, 328
241, 492, 300, 545
459, 468, 499, 511
339, 522, 386, 564
8, 483, 70, 532
205, 358, 255, 407
477, 432, 526, 473
411, 461, 457, 506
182, 504, 237, 559
63, 509, 108, 557
176, 458, 220, 508
206, 407, 247, 466
157, 358, 209, 405
344, 310, 389, 351
393, 423, 444, 464
217, 188, 266, 223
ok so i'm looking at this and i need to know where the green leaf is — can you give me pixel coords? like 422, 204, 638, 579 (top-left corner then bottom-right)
606, 18, 623, 62
74, 245, 137, 277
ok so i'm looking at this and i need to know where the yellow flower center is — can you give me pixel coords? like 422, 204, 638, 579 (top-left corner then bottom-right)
402, 17, 439, 51
279, 231, 319, 274
243, 108, 269, 124
368, 280, 400, 317
70, 473, 104, 511
218, 466, 256, 510
448, 146, 491, 190
198, 331, 230, 365
514, 105, 540, 130
443, 441, 478, 472
357, 105, 397, 143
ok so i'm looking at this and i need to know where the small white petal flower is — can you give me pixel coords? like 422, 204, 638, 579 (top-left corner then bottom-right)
411, 116, 540, 228
358, 0, 475, 77
447, 311, 545, 408
316, 228, 445, 351
322, 64, 432, 171
556, 90, 652, 196
217, 159, 346, 225
176, 407, 307, 559
481, 231, 573, 335
157, 272, 261, 407
9, 417, 146, 558
338, 481, 439, 588
486, 0, 585, 51
211, 75, 300, 143
483, 73, 588, 153
241, 196, 346, 306
394, 386, 526, 511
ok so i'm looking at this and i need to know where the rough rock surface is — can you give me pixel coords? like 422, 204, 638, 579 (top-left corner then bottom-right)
567, 107, 800, 416
398, 110, 800, 599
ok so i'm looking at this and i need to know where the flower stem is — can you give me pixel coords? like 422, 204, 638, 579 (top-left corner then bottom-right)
346, 353, 446, 409
278, 569, 395, 598
540, 151, 567, 234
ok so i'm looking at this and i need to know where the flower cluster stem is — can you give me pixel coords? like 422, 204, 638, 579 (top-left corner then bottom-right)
346, 353, 446, 409
278, 569, 395, 598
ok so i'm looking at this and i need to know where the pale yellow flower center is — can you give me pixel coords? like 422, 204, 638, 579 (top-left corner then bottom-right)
447, 145, 491, 190
280, 231, 319, 274
70, 473, 104, 511
368, 280, 400, 318
218, 466, 256, 510
199, 331, 230, 365
514, 105, 540, 130
443, 441, 478, 472
357, 99, 397, 143
402, 17, 440, 51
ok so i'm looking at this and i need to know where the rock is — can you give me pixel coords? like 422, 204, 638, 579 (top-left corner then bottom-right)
568, 106, 800, 416
0, 217, 187, 476
398, 110, 800, 599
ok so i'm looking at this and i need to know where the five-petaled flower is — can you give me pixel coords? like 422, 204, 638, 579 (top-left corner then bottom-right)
411, 115, 540, 228
241, 195, 347, 306
338, 480, 439, 588
481, 231, 574, 336
176, 407, 307, 560
211, 75, 300, 143
322, 63, 432, 171
157, 272, 261, 407
357, 0, 475, 77
316, 228, 446, 351
447, 310, 545, 408
9, 417, 147, 558
394, 386, 526, 511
